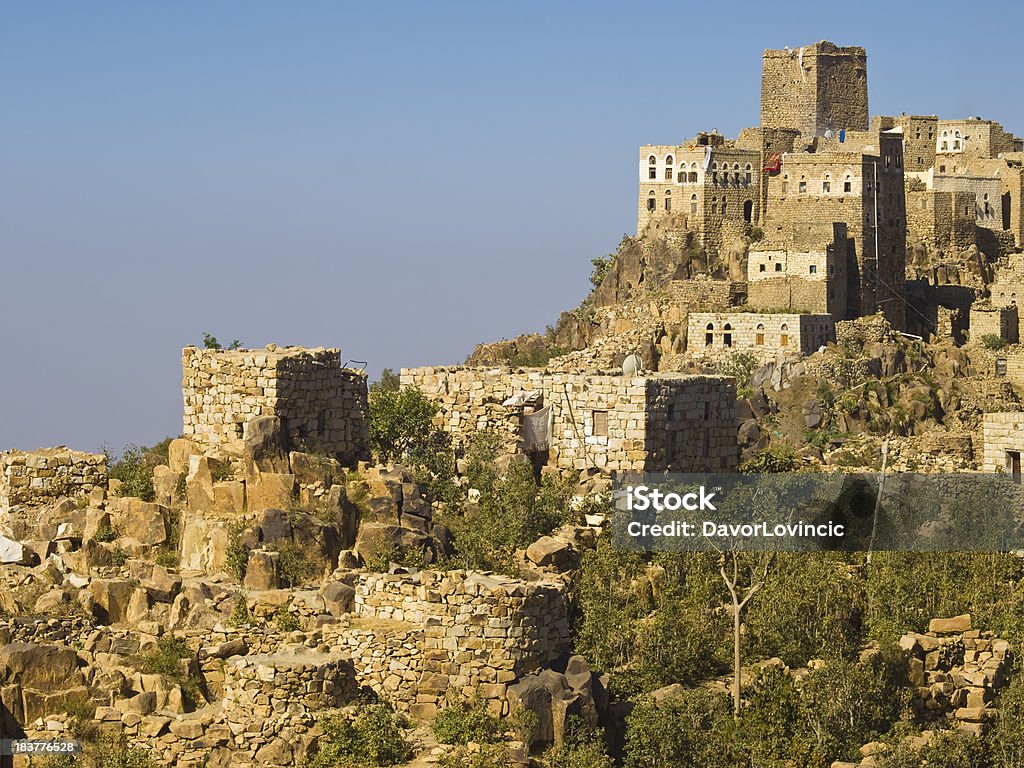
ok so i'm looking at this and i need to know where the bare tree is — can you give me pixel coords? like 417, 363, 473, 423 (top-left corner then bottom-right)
718, 549, 777, 717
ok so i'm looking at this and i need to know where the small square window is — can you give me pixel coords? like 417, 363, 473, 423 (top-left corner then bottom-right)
809, 265, 817, 274
823, 181, 831, 193
799, 181, 807, 193
592, 410, 608, 437
759, 263, 766, 272
775, 263, 783, 272
649, 168, 657, 179
844, 181, 852, 192
997, 359, 1008, 377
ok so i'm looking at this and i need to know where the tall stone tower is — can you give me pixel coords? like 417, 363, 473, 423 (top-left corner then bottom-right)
761, 41, 868, 137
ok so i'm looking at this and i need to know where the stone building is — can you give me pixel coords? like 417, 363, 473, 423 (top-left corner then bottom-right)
0, 447, 106, 511
760, 41, 868, 138
400, 367, 737, 473
763, 128, 907, 327
687, 312, 835, 362
982, 412, 1024, 481
935, 118, 1019, 160
969, 304, 1019, 344
182, 345, 368, 465
637, 134, 760, 255
873, 115, 938, 173
991, 253, 1024, 308
746, 222, 849, 317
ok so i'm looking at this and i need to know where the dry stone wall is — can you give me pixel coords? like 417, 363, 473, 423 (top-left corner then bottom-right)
182, 346, 368, 465
400, 367, 737, 472
982, 411, 1024, 473
343, 570, 570, 716
0, 448, 106, 511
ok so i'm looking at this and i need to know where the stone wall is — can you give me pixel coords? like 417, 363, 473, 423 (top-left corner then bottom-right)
982, 412, 1024, 473
182, 346, 368, 465
687, 312, 835, 362
760, 41, 868, 137
747, 232, 848, 317
400, 367, 737, 473
0, 447, 106, 510
343, 570, 569, 716
970, 304, 1019, 344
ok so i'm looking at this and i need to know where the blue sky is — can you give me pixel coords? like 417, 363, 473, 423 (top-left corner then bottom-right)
2, 1, 1022, 453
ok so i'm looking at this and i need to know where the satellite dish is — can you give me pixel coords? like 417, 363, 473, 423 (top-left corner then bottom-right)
622, 353, 643, 377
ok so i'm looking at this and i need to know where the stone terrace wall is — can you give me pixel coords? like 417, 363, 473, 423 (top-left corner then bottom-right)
982, 411, 1024, 472
182, 346, 368, 465
400, 367, 736, 472
0, 447, 106, 510
346, 570, 569, 717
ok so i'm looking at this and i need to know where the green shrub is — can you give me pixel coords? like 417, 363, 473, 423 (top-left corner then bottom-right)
274, 607, 301, 632
229, 594, 253, 627
990, 672, 1024, 766
739, 444, 801, 473
202, 332, 241, 350
432, 697, 505, 745
275, 540, 318, 587
982, 333, 1008, 351
110, 545, 128, 567
624, 689, 743, 768
719, 351, 759, 387
438, 743, 512, 768
93, 523, 118, 543
108, 444, 155, 501
225, 520, 252, 582
139, 635, 199, 704
303, 703, 412, 768
544, 718, 614, 768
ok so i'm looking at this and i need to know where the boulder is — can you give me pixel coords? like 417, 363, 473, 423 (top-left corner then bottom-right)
248, 473, 296, 513
115, 499, 169, 547
168, 438, 195, 476
321, 581, 355, 616
90, 579, 136, 625
930, 615, 971, 634
289, 451, 341, 487
0, 534, 31, 565
0, 643, 83, 689
186, 456, 216, 514
152, 465, 178, 506
207, 639, 248, 659
142, 567, 182, 603
737, 419, 762, 449
354, 523, 430, 567
525, 536, 576, 570
244, 550, 279, 590
244, 416, 290, 473
213, 481, 246, 517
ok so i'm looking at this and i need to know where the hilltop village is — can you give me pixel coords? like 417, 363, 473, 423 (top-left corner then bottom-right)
3, 41, 1024, 768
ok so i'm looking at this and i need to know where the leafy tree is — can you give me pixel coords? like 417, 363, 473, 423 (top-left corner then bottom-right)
371, 368, 401, 393
624, 689, 744, 768
368, 386, 438, 463
107, 444, 156, 501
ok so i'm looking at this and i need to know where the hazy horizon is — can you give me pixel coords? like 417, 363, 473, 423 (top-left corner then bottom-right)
3, 0, 1022, 455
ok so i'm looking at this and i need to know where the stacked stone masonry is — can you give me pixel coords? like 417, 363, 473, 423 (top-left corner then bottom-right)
182, 346, 368, 465
982, 412, 1024, 475
0, 448, 106, 511
687, 312, 835, 362
400, 367, 737, 472
345, 570, 570, 716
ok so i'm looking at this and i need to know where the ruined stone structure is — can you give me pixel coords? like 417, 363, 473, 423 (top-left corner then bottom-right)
0, 447, 106, 511
747, 223, 849, 317
687, 312, 835, 362
343, 570, 569, 717
760, 41, 868, 138
982, 412, 1024, 478
400, 367, 737, 472
182, 346, 368, 465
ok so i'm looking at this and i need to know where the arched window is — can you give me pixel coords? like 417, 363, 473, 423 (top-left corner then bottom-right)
723, 323, 733, 348
823, 173, 831, 194
678, 168, 686, 183
690, 194, 698, 215
955, 130, 961, 138
665, 155, 674, 180
799, 175, 807, 194
755, 323, 765, 346
711, 162, 718, 185
780, 323, 789, 347
648, 155, 657, 179
664, 191, 671, 211
942, 130, 948, 137
705, 323, 714, 347
689, 171, 698, 183
721, 201, 727, 214
743, 199, 753, 222
745, 163, 752, 185
844, 174, 852, 193
647, 190, 656, 212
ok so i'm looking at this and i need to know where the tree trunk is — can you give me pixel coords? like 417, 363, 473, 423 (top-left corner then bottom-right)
732, 599, 742, 717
